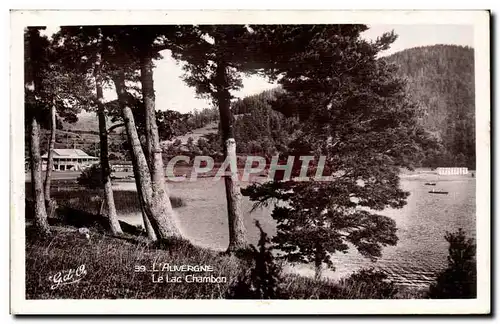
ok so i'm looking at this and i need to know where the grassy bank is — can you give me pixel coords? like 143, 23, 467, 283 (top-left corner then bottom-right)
25, 220, 425, 299
26, 225, 243, 299
24, 179, 436, 299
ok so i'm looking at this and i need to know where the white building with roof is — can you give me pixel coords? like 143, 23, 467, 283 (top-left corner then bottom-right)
436, 167, 469, 175
41, 149, 99, 171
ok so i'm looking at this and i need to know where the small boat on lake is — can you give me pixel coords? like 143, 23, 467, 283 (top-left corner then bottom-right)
428, 189, 448, 194
425, 182, 437, 186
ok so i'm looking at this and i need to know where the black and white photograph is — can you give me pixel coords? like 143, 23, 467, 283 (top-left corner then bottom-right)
9, 10, 491, 315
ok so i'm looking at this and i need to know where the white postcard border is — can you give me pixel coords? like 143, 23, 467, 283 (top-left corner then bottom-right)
10, 9, 491, 315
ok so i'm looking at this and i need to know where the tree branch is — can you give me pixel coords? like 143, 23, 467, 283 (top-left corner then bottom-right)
107, 123, 125, 134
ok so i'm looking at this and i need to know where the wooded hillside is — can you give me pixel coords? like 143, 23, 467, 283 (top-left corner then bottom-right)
386, 45, 475, 169
229, 45, 476, 169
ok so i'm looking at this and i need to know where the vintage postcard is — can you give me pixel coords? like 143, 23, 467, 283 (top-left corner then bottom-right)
10, 10, 491, 315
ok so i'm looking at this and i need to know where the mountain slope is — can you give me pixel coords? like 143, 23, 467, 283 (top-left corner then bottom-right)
385, 44, 475, 168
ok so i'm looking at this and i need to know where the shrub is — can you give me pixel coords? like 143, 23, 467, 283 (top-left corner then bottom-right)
225, 223, 400, 299
77, 163, 102, 189
108, 153, 121, 161
226, 221, 285, 299
337, 268, 399, 299
427, 228, 476, 299
280, 275, 341, 299
279, 268, 400, 299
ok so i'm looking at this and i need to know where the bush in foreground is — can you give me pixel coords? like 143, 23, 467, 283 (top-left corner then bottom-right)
336, 268, 398, 299
226, 221, 284, 299
427, 228, 477, 299
25, 209, 424, 300
281, 269, 400, 299
226, 222, 401, 299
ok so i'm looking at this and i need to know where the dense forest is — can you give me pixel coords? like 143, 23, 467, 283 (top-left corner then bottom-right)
231, 89, 298, 157
386, 45, 475, 169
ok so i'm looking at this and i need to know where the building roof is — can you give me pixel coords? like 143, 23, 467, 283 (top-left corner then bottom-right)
41, 149, 98, 159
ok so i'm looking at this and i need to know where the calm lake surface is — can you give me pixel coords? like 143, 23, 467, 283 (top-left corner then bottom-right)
114, 174, 476, 287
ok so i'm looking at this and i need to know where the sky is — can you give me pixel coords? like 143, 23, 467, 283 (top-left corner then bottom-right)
362, 24, 474, 56
41, 24, 474, 114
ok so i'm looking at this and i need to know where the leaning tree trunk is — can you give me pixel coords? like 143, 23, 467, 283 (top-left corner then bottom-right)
95, 65, 122, 235
43, 103, 56, 208
29, 114, 51, 236
215, 58, 248, 252
113, 70, 181, 240
136, 53, 156, 240
97, 106, 123, 235
141, 54, 154, 169
139, 53, 181, 239
131, 156, 157, 241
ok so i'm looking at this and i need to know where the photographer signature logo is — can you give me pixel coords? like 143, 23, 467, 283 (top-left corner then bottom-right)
48, 264, 87, 290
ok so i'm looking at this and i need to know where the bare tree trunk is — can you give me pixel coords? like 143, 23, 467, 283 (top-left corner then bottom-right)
29, 115, 51, 236
26, 27, 50, 236
43, 104, 56, 207
135, 53, 156, 241
140, 53, 181, 239
215, 58, 248, 252
113, 70, 181, 240
224, 139, 247, 250
97, 113, 122, 235
141, 55, 154, 169
131, 156, 157, 240
94, 38, 122, 235
96, 106, 120, 234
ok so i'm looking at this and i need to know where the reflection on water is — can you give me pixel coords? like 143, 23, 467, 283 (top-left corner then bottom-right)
113, 175, 475, 287
314, 177, 476, 287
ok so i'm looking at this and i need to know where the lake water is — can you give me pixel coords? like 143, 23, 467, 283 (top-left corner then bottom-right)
114, 174, 476, 288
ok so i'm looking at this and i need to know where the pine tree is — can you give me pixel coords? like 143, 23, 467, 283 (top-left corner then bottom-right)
53, 27, 123, 235
39, 31, 94, 209
243, 25, 437, 278
103, 26, 183, 240
172, 26, 254, 252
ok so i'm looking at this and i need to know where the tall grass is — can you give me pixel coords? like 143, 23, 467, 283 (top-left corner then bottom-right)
26, 224, 426, 299
25, 181, 185, 216
26, 226, 243, 299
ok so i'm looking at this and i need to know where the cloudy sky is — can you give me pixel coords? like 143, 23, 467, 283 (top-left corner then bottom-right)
41, 24, 474, 114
